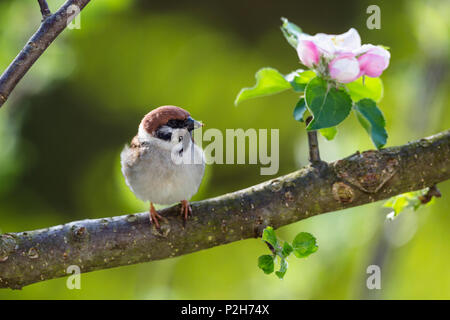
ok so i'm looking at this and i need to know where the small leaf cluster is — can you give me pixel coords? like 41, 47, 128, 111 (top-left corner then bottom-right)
235, 19, 388, 149
257, 226, 318, 279
384, 188, 436, 219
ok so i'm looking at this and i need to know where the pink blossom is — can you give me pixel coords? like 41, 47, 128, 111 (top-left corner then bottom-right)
300, 28, 361, 59
295, 28, 390, 83
357, 46, 390, 77
329, 53, 360, 83
297, 40, 320, 68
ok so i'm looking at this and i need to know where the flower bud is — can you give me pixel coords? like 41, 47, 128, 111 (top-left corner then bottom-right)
357, 46, 390, 77
329, 53, 360, 83
297, 40, 320, 68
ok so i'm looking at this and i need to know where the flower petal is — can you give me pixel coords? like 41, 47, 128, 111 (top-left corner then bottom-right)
297, 40, 320, 68
329, 53, 361, 83
311, 33, 336, 57
333, 28, 361, 52
352, 44, 376, 56
357, 46, 390, 77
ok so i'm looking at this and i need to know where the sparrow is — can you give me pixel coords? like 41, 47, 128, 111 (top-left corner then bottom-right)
120, 105, 205, 228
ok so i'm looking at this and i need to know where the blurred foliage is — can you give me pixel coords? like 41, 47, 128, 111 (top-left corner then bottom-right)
0, 0, 449, 299
384, 188, 436, 219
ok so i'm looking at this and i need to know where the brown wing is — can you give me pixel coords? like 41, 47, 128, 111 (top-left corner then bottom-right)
130, 135, 140, 148
122, 135, 144, 168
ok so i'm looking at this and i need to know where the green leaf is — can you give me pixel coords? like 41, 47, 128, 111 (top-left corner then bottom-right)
235, 68, 291, 105
280, 17, 302, 48
261, 226, 278, 248
285, 69, 316, 92
305, 77, 352, 130
258, 255, 275, 274
292, 232, 318, 258
345, 76, 383, 102
293, 98, 307, 122
275, 259, 288, 280
354, 98, 388, 149
384, 189, 433, 218
319, 127, 337, 140
281, 242, 293, 258
258, 228, 319, 279
387, 196, 409, 216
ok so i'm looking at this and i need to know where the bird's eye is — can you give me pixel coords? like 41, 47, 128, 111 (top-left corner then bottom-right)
156, 128, 172, 141
179, 136, 183, 142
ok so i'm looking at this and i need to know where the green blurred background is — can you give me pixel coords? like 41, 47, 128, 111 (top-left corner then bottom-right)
0, 0, 449, 299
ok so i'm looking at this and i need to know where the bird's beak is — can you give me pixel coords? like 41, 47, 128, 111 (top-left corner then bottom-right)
187, 116, 204, 130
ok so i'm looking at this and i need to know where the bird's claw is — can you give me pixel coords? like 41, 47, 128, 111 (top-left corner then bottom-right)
149, 203, 163, 229
180, 200, 192, 222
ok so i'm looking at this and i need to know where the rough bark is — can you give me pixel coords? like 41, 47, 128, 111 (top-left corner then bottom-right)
0, 0, 90, 107
0, 130, 448, 289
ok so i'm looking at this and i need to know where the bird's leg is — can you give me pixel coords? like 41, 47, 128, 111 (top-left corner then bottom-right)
180, 200, 192, 221
149, 202, 163, 228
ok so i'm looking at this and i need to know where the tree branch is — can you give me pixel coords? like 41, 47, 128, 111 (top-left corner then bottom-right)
0, 0, 90, 108
37, 0, 51, 19
305, 116, 322, 164
0, 130, 448, 289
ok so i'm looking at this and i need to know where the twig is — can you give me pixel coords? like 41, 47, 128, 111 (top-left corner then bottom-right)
0, 0, 91, 108
419, 185, 442, 204
37, 0, 51, 19
305, 116, 321, 163
265, 242, 277, 255
0, 130, 448, 289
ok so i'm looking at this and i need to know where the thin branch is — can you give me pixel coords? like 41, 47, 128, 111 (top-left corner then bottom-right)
305, 116, 321, 164
419, 185, 441, 204
0, 0, 91, 108
37, 0, 51, 19
0, 130, 448, 289
265, 242, 276, 255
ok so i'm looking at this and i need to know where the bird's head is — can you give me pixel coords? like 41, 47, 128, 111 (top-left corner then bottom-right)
138, 105, 203, 150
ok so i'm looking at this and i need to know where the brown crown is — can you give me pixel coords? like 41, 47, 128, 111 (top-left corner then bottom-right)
141, 105, 190, 134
